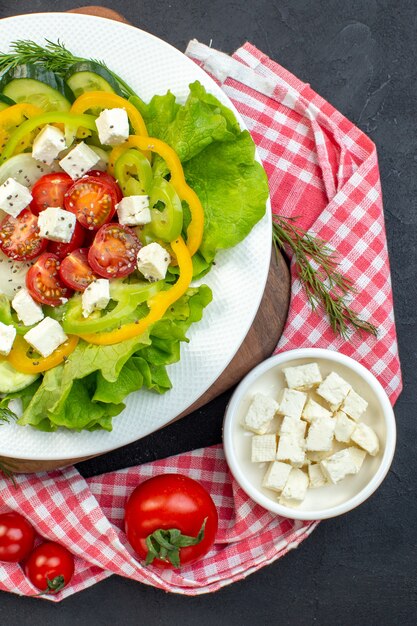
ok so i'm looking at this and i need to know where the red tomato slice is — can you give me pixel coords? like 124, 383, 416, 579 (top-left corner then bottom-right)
47, 220, 86, 259
59, 248, 97, 291
0, 209, 47, 261
88, 170, 123, 202
0, 512, 36, 563
30, 173, 73, 216
24, 541, 74, 593
88, 223, 141, 278
64, 176, 118, 230
26, 252, 73, 306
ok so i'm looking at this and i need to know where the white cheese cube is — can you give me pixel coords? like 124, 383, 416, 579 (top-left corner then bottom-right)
308, 463, 327, 488
280, 415, 306, 437
12, 287, 44, 326
280, 468, 309, 504
351, 422, 379, 456
348, 446, 367, 472
306, 442, 345, 463
116, 195, 151, 226
317, 371, 352, 409
334, 410, 356, 443
0, 178, 32, 218
32, 124, 66, 165
59, 142, 100, 180
251, 434, 277, 463
262, 461, 292, 492
341, 389, 368, 421
137, 242, 171, 282
283, 362, 322, 390
320, 448, 357, 484
82, 279, 110, 318
306, 415, 335, 451
38, 207, 76, 243
277, 388, 307, 419
95, 108, 129, 146
276, 433, 306, 467
302, 398, 332, 423
24, 317, 67, 358
0, 321, 16, 355
242, 393, 279, 434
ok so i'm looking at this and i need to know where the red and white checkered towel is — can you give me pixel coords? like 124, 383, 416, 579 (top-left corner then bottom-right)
0, 42, 401, 601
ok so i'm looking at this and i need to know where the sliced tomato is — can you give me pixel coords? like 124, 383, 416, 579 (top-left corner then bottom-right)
30, 173, 73, 216
88, 223, 141, 278
48, 220, 86, 259
59, 248, 97, 291
88, 170, 123, 202
64, 176, 118, 230
0, 209, 47, 261
26, 252, 73, 306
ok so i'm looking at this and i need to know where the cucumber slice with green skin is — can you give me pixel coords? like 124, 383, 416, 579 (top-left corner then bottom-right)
0, 64, 73, 111
0, 93, 15, 112
0, 360, 39, 394
65, 61, 123, 98
0, 153, 60, 188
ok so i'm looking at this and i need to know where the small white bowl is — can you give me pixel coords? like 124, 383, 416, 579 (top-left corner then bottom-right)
223, 348, 396, 520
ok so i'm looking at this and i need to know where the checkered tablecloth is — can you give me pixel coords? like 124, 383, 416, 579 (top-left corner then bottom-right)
0, 41, 401, 601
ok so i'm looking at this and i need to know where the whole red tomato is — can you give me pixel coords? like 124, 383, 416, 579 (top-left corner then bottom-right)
24, 541, 74, 593
0, 512, 35, 563
125, 474, 218, 569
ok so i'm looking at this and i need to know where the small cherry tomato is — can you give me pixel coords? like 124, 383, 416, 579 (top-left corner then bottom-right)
24, 541, 75, 594
30, 173, 73, 216
0, 512, 36, 563
88, 223, 141, 278
0, 209, 47, 261
88, 170, 123, 202
125, 474, 218, 569
47, 220, 86, 259
59, 248, 97, 291
26, 252, 73, 306
64, 176, 118, 230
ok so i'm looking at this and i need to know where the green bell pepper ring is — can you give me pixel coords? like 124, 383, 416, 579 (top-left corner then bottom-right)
143, 177, 183, 242
114, 149, 153, 196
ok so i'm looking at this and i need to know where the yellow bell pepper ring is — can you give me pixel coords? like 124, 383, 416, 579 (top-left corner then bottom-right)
7, 334, 79, 374
108, 136, 204, 257
79, 236, 193, 345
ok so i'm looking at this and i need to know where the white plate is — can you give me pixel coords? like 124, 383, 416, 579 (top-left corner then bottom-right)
0, 13, 271, 460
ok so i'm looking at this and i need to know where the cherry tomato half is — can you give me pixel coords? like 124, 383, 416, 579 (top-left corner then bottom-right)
125, 474, 218, 569
59, 248, 97, 291
88, 170, 123, 203
24, 541, 75, 594
64, 176, 118, 230
30, 173, 73, 216
48, 220, 85, 259
0, 512, 36, 563
0, 209, 47, 261
26, 252, 73, 306
88, 223, 141, 278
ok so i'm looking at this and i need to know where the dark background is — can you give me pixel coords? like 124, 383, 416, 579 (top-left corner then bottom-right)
0, 1, 416, 624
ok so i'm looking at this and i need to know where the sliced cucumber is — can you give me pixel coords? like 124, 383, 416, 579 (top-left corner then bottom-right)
0, 64, 73, 111
0, 93, 15, 112
65, 61, 122, 98
0, 153, 60, 188
0, 360, 38, 394
0, 250, 34, 298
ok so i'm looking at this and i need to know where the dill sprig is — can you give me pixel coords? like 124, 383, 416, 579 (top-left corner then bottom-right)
0, 461, 17, 487
272, 215, 378, 339
0, 39, 136, 98
0, 405, 18, 423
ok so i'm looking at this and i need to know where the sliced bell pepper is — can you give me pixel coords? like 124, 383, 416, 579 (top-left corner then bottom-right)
143, 177, 183, 242
108, 136, 204, 256
79, 236, 192, 345
7, 334, 79, 374
0, 103, 44, 156
114, 149, 153, 196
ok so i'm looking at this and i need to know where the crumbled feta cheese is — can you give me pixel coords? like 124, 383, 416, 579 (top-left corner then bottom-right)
334, 410, 356, 443
82, 279, 110, 318
0, 178, 32, 218
251, 434, 277, 463
137, 242, 171, 282
12, 287, 44, 326
59, 142, 100, 180
38, 207, 76, 243
32, 124, 66, 165
0, 321, 16, 355
283, 362, 322, 390
348, 446, 367, 472
280, 415, 306, 438
317, 371, 352, 409
306, 415, 335, 452
95, 108, 129, 145
280, 468, 309, 505
277, 388, 307, 419
351, 422, 379, 456
276, 432, 306, 467
24, 317, 67, 358
320, 448, 357, 484
308, 463, 327, 488
301, 398, 332, 423
262, 461, 292, 492
341, 389, 368, 421
242, 393, 279, 434
116, 195, 151, 226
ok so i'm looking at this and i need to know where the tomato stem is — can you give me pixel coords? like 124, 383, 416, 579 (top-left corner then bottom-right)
33, 575, 66, 596
145, 518, 207, 568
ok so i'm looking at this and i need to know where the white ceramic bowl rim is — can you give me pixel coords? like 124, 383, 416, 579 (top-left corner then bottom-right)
223, 348, 397, 521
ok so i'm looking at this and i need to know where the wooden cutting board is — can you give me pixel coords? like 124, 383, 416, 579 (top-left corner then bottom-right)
0, 7, 290, 474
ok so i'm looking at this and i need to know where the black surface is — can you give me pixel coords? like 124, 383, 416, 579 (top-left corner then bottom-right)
0, 1, 416, 624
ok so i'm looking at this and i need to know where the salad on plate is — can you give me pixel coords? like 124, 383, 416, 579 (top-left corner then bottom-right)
0, 41, 268, 433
